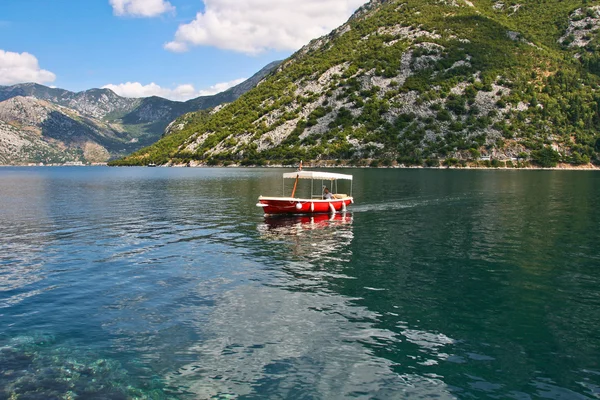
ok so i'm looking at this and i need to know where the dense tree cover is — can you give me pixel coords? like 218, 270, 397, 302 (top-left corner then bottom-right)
532, 147, 562, 168
114, 0, 600, 168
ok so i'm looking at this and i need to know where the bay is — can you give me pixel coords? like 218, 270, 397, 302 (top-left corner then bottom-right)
0, 167, 599, 399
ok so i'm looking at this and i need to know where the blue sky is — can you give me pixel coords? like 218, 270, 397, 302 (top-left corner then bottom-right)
0, 0, 366, 100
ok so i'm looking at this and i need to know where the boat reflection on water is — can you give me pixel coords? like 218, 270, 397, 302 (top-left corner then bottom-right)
165, 214, 365, 399
257, 213, 354, 260
260, 212, 353, 234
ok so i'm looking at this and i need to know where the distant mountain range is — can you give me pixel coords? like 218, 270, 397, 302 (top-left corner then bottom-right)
0, 61, 280, 165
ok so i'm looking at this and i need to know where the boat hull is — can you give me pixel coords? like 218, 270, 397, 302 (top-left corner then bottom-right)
257, 197, 353, 215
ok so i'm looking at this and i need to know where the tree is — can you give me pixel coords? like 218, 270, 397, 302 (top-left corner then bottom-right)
469, 148, 481, 159
532, 147, 561, 167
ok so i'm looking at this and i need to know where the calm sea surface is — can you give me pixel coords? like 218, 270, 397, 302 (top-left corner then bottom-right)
0, 167, 599, 399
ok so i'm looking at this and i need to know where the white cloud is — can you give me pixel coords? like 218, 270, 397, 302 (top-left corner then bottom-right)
102, 78, 246, 101
197, 78, 246, 96
0, 50, 56, 86
110, 0, 175, 17
165, 0, 367, 54
163, 41, 188, 53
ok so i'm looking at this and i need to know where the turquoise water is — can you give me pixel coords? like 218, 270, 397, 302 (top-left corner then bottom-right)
0, 167, 599, 399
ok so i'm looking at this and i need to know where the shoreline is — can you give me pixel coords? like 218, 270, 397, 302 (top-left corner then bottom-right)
161, 160, 600, 171
2, 163, 599, 171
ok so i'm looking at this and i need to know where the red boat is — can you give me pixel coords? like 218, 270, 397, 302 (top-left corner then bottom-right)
257, 170, 354, 215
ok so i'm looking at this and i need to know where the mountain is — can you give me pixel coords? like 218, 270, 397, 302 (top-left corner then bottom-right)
0, 119, 85, 165
0, 61, 280, 165
0, 96, 121, 163
114, 0, 600, 168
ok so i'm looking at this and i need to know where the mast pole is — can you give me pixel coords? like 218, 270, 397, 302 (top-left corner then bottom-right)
291, 175, 299, 198
291, 160, 302, 198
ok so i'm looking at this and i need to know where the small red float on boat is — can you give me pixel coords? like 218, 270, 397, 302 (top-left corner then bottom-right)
257, 169, 354, 215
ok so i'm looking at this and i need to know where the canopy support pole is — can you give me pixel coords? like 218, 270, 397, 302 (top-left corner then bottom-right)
291, 175, 299, 198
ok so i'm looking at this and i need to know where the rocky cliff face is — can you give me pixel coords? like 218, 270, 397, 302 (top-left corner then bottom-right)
0, 84, 140, 120
0, 96, 127, 163
115, 0, 600, 168
0, 119, 82, 165
0, 61, 281, 164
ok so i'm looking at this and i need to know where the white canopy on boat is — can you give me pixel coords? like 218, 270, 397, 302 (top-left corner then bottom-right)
282, 170, 353, 181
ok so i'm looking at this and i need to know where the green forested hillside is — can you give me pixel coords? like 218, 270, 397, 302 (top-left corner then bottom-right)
113, 0, 600, 168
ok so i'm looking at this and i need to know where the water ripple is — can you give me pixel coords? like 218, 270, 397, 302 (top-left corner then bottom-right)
0, 167, 599, 399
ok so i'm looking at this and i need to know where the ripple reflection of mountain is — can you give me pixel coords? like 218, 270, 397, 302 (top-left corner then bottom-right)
257, 213, 354, 260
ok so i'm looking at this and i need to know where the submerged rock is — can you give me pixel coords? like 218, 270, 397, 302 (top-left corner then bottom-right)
0, 335, 171, 400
